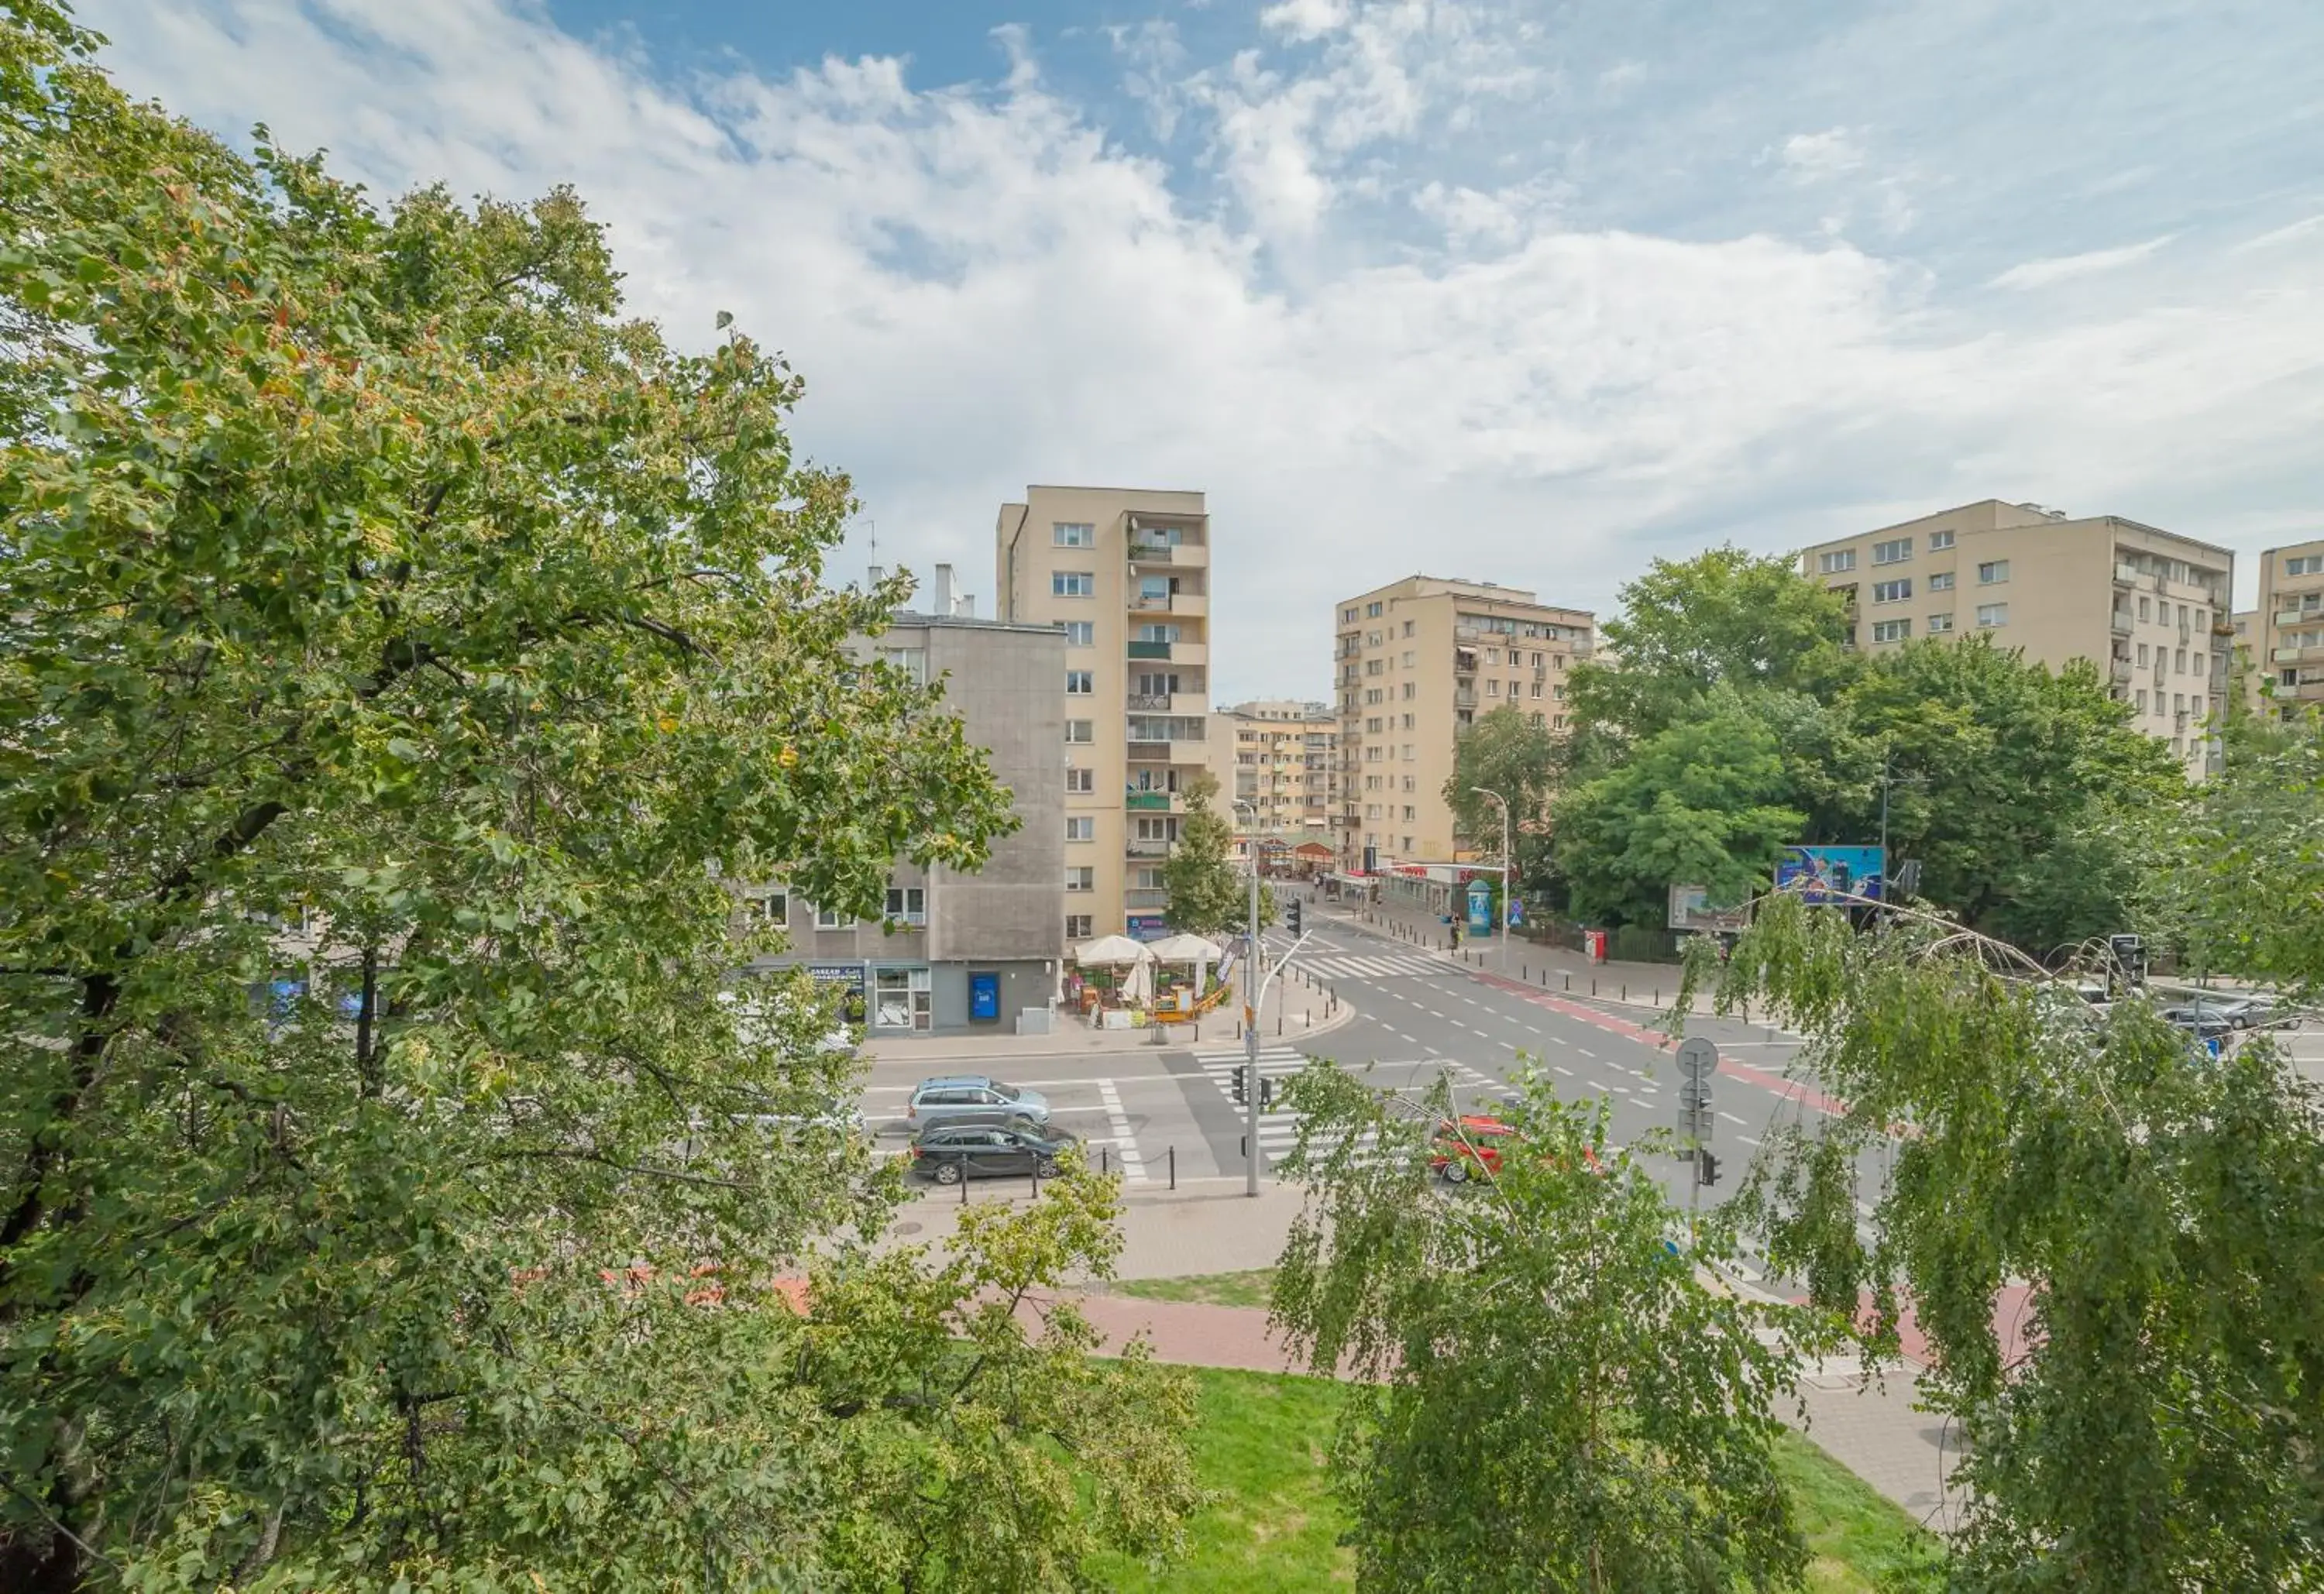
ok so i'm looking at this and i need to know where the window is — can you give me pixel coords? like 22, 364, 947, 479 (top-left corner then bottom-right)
1065, 914, 1093, 940
1977, 560, 2010, 585
1367, 601, 1384, 617
1365, 716, 1383, 733
1366, 803, 1382, 819
1403, 620, 1415, 636
1530, 680, 1543, 698
1134, 623, 1178, 643
1365, 689, 1384, 705
1366, 659, 1383, 675
1063, 620, 1094, 647
1872, 619, 1910, 643
876, 646, 927, 683
1064, 670, 1092, 695
1064, 720, 1093, 744
1053, 571, 1094, 597
1065, 816, 1094, 841
2135, 690, 2147, 713
1976, 603, 2009, 628
813, 905, 848, 930
1927, 613, 1954, 634
885, 885, 927, 926
1401, 713, 1415, 728
2174, 693, 2186, 714
1402, 806, 1416, 821
1053, 522, 1093, 547
2174, 648, 2188, 675
2137, 643, 2150, 666
2138, 596, 2151, 622
1065, 768, 1094, 793
1928, 571, 1954, 592
1487, 679, 1501, 696
1342, 606, 1358, 624
1401, 682, 1416, 699
751, 889, 789, 922
1818, 549, 1856, 574
1486, 648, 1501, 665
873, 967, 931, 1030
1401, 651, 1415, 666
1872, 538, 1913, 565
1872, 579, 1911, 603
2289, 554, 2324, 577
1065, 867, 1095, 892
1929, 529, 1955, 551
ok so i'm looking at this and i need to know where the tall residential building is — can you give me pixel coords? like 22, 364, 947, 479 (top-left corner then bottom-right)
2250, 538, 2324, 720
996, 486, 1212, 942
1209, 699, 1340, 843
734, 569, 1066, 1031
1799, 500, 2235, 776
1333, 576, 1595, 868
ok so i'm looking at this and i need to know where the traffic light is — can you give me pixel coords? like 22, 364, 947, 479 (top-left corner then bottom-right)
1284, 898, 1303, 936
1697, 1149, 1721, 1187
1260, 1077, 1276, 1111
1231, 1068, 1248, 1105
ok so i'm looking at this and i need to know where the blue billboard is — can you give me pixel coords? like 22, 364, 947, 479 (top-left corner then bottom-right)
1774, 844, 1886, 904
1466, 881, 1494, 935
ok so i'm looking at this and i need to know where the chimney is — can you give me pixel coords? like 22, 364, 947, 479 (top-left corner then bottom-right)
933, 562, 956, 617
868, 564, 885, 587
957, 593, 975, 617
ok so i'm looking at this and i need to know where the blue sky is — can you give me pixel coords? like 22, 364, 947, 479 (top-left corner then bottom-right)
94, 0, 2324, 699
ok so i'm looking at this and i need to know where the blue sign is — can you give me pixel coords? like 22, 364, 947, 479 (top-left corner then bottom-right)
1775, 844, 1886, 904
968, 972, 1000, 1022
1507, 898, 1525, 927
1466, 881, 1494, 935
1126, 914, 1169, 941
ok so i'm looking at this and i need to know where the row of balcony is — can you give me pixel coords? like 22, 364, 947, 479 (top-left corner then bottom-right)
1126, 640, 1208, 664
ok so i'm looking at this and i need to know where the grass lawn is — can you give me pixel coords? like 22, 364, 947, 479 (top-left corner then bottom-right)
1110, 1268, 1277, 1309
1086, 1365, 1943, 1593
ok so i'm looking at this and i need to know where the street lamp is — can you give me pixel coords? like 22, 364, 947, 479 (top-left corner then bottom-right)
1472, 786, 1512, 974
1231, 797, 1264, 1197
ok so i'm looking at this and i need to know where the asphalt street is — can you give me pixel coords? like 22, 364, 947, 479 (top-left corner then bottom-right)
861, 902, 1896, 1280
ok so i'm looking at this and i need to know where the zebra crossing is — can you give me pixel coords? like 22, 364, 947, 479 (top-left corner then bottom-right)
1297, 950, 1455, 981
1192, 1046, 1501, 1169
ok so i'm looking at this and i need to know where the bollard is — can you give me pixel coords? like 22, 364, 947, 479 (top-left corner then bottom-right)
961, 1169, 969, 1205
1169, 1145, 1177, 1190
1101, 1145, 1111, 1177
1591, 977, 1597, 996
1031, 1163, 1041, 1200
1621, 983, 1627, 1001
1564, 972, 1571, 992
1236, 1019, 1243, 1039
1277, 1011, 1284, 1036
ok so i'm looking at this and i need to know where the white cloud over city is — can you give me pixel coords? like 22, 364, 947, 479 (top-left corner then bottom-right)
88, 0, 2324, 699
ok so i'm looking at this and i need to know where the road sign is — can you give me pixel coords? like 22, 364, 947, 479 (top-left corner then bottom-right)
1678, 1106, 1715, 1139
1675, 1037, 1718, 1082
1679, 1079, 1714, 1110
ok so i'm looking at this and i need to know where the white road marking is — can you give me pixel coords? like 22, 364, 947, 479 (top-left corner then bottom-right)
1739, 1135, 1761, 1147
1552, 1065, 1574, 1077
1576, 1048, 1597, 1059
1717, 1111, 1748, 1126
1097, 1079, 1147, 1184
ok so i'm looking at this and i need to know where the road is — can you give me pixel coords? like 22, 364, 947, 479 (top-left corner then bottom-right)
861, 902, 1899, 1280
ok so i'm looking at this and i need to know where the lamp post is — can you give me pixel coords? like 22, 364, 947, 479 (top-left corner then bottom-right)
1232, 798, 1263, 1197
1472, 786, 1512, 974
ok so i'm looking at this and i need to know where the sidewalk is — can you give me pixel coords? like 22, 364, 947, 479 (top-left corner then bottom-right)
862, 967, 1353, 1064
1329, 898, 1720, 1015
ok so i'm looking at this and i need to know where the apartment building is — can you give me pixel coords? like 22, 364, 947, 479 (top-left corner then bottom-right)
2250, 538, 2324, 719
735, 569, 1067, 1031
1333, 576, 1594, 868
1800, 500, 2235, 775
996, 486, 1212, 941
1209, 699, 1340, 842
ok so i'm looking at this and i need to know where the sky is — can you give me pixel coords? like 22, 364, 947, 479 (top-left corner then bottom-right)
91, 0, 2324, 701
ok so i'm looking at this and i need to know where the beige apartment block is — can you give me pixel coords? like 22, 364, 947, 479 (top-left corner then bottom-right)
2250, 538, 2324, 720
1333, 576, 1594, 869
1800, 500, 2235, 776
1208, 699, 1340, 844
996, 486, 1212, 942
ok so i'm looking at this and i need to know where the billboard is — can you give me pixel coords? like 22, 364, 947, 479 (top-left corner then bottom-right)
1774, 844, 1886, 904
1668, 884, 1751, 933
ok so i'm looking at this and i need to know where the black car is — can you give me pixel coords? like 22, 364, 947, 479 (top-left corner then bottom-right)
911, 1122, 1078, 1184
2161, 1005, 2236, 1043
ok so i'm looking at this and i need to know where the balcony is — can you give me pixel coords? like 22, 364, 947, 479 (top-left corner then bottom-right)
2109, 610, 2133, 636
1126, 640, 1172, 661
2113, 562, 2139, 587
1126, 692, 1171, 710
1124, 888, 1168, 911
1127, 742, 1206, 768
1126, 837, 1172, 859
1453, 690, 1479, 709
1130, 591, 1207, 615
1124, 790, 1177, 812
2280, 610, 2309, 627
2109, 658, 2133, 683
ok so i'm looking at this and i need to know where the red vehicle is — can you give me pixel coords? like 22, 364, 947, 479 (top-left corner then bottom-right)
1429, 1115, 1517, 1183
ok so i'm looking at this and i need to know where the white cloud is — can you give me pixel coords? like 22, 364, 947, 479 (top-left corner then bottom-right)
1989, 235, 2174, 290
1778, 127, 1865, 181
1261, 0, 1352, 42
77, 0, 2324, 694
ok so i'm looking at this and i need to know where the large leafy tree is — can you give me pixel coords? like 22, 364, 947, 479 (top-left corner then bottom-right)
0, 12, 1196, 1588
1271, 1068, 1815, 1592
1552, 693, 1807, 927
1443, 703, 1559, 880
1162, 771, 1270, 937
1566, 547, 1857, 751
1687, 898, 2324, 1589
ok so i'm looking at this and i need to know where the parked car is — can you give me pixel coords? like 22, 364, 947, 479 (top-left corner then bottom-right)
911, 1122, 1078, 1183
907, 1075, 1051, 1128
2197, 994, 2288, 1030
1429, 1115, 1518, 1183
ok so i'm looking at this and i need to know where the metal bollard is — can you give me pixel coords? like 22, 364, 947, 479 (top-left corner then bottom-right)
1032, 1163, 1041, 1199
1169, 1145, 1177, 1190
1591, 977, 1597, 996
1101, 1145, 1111, 1177
1563, 972, 1570, 991
961, 1170, 969, 1205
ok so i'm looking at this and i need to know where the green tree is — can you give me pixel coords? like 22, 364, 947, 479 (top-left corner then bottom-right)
1552, 693, 1807, 926
0, 14, 1196, 1586
1840, 637, 2185, 947
1444, 703, 1559, 883
1686, 897, 2324, 1589
1567, 547, 1857, 751
1270, 1067, 1813, 1592
1162, 771, 1271, 937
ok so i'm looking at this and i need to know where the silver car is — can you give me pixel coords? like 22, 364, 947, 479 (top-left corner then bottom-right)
906, 1075, 1051, 1129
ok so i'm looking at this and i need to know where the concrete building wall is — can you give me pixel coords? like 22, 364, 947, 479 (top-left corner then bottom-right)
996, 486, 1212, 940
1335, 575, 1593, 867
2254, 538, 2324, 718
1800, 500, 2234, 776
